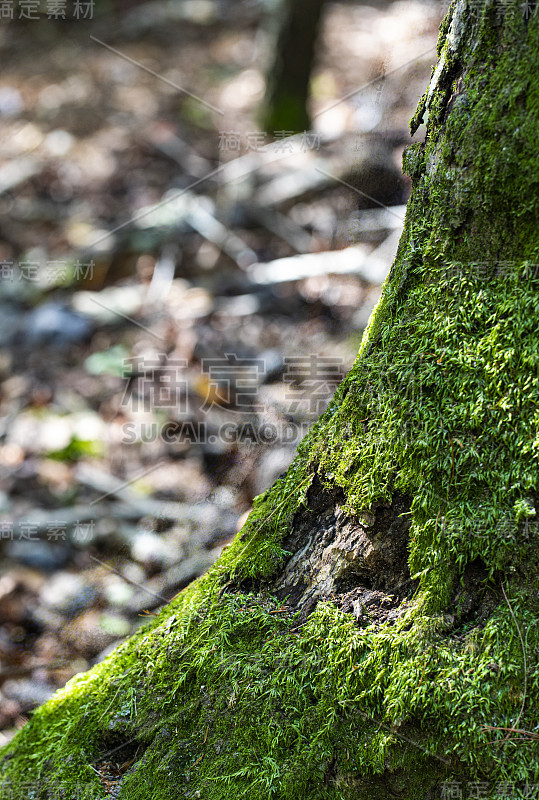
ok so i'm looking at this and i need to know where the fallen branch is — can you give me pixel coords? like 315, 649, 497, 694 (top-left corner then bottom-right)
248, 229, 401, 286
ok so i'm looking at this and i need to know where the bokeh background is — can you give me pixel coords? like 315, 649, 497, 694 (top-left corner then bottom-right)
0, 0, 447, 743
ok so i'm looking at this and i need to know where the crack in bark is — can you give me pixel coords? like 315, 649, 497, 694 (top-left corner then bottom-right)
268, 477, 416, 624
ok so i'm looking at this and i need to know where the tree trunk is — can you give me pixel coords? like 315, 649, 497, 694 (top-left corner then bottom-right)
2, 2, 539, 797
261, 0, 327, 133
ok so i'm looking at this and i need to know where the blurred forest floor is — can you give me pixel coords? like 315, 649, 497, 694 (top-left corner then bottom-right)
0, 0, 445, 742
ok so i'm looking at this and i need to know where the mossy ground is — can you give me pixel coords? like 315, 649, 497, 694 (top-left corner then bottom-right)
2, 2, 539, 798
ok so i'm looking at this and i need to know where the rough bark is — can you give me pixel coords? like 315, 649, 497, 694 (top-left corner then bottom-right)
1, 2, 539, 798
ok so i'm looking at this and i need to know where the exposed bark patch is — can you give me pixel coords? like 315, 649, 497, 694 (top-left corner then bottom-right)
448, 557, 499, 637
444, 74, 468, 121
269, 477, 415, 622
92, 734, 145, 798
335, 587, 413, 627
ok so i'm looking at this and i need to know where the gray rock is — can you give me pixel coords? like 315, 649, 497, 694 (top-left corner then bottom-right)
39, 571, 99, 618
5, 539, 72, 572
21, 301, 93, 348
2, 678, 55, 710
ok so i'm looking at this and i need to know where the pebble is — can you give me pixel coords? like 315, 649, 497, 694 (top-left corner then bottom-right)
21, 302, 93, 348
2, 678, 55, 710
5, 540, 72, 572
39, 571, 100, 618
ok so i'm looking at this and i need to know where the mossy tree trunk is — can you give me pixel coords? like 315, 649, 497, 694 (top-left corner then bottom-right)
2, 2, 539, 798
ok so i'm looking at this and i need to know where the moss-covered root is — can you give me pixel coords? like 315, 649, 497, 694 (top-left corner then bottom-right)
2, 1, 539, 798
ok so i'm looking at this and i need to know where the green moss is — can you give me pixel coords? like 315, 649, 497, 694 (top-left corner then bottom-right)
2, 2, 539, 798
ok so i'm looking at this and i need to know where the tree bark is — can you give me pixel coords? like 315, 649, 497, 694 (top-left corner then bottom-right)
2, 2, 539, 798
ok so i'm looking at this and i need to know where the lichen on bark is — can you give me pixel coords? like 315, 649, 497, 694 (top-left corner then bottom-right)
1, 2, 539, 798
